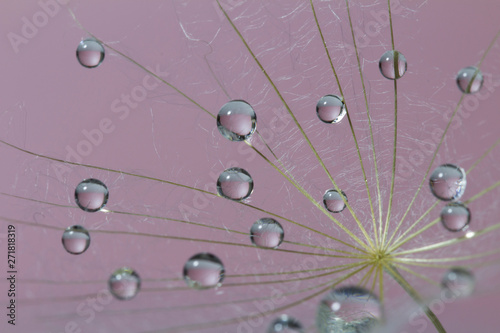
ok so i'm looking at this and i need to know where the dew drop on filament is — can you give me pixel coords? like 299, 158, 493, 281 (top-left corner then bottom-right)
316, 95, 346, 124
217, 167, 254, 201
61, 225, 90, 255
378, 50, 407, 80
317, 286, 382, 333
267, 315, 304, 333
217, 100, 257, 141
250, 218, 285, 249
440, 202, 471, 232
429, 164, 466, 201
76, 38, 105, 68
441, 267, 475, 298
456, 66, 483, 94
75, 178, 109, 212
183, 253, 225, 289
323, 189, 348, 213
108, 267, 141, 300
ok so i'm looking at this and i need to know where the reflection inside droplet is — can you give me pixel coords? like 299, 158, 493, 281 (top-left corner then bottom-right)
76, 38, 105, 68
183, 253, 225, 289
75, 178, 109, 212
250, 218, 284, 249
61, 225, 90, 255
108, 267, 141, 300
456, 66, 483, 94
317, 286, 382, 333
268, 314, 304, 332
379, 50, 407, 80
217, 167, 253, 201
217, 100, 257, 141
441, 267, 475, 298
316, 95, 346, 124
429, 164, 466, 201
440, 202, 471, 232
323, 189, 348, 213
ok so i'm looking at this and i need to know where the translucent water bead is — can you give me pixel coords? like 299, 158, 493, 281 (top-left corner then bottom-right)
323, 189, 347, 213
440, 202, 471, 232
267, 315, 304, 332
217, 100, 257, 141
379, 50, 407, 80
76, 38, 105, 68
216, 167, 253, 201
316, 95, 346, 124
183, 253, 225, 289
441, 267, 475, 298
456, 66, 483, 94
250, 218, 284, 249
61, 225, 90, 255
75, 178, 109, 212
108, 267, 141, 300
429, 164, 466, 201
317, 286, 382, 333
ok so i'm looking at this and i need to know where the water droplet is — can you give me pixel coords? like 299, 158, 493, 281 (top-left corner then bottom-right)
61, 225, 90, 255
250, 218, 284, 249
429, 164, 466, 201
268, 314, 304, 333
456, 66, 483, 94
76, 39, 105, 68
379, 50, 407, 80
317, 286, 382, 333
316, 95, 346, 124
323, 189, 347, 213
183, 253, 225, 289
217, 100, 257, 141
440, 202, 471, 232
217, 167, 253, 201
108, 267, 141, 300
441, 267, 475, 298
75, 178, 109, 212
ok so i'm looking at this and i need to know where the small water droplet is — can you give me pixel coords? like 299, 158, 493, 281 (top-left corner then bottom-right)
440, 202, 470, 232
316, 95, 346, 124
217, 100, 257, 141
250, 218, 284, 249
317, 286, 382, 333
268, 314, 304, 333
441, 267, 475, 298
429, 164, 466, 201
323, 189, 347, 213
183, 253, 225, 289
75, 178, 109, 212
456, 66, 483, 94
61, 225, 90, 255
108, 267, 141, 300
76, 39, 105, 68
379, 50, 407, 80
217, 167, 253, 201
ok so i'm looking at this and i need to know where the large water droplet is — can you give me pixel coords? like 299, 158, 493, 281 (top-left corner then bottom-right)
441, 267, 475, 298
456, 66, 483, 94
217, 100, 257, 141
183, 253, 225, 289
75, 178, 109, 212
108, 267, 141, 300
61, 225, 90, 255
76, 39, 105, 68
317, 286, 382, 333
217, 167, 253, 201
440, 202, 470, 232
268, 315, 304, 333
323, 189, 347, 213
429, 164, 466, 201
250, 218, 284, 249
316, 95, 346, 124
379, 50, 407, 80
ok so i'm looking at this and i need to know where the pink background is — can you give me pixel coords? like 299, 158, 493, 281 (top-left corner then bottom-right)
1, 0, 499, 332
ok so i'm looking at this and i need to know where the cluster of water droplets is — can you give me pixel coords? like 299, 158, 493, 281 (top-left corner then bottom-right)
72, 36, 485, 330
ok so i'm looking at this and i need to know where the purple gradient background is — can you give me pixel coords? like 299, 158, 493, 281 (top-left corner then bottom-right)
1, 1, 500, 332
